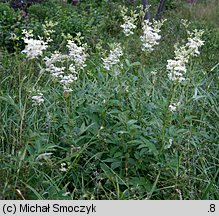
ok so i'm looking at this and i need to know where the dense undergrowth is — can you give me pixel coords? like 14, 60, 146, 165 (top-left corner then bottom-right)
0, 0, 218, 199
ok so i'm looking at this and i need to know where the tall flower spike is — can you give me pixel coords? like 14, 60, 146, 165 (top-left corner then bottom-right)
140, 19, 165, 52
44, 33, 87, 93
167, 59, 186, 82
102, 43, 123, 71
120, 6, 138, 36
42, 20, 58, 42
21, 29, 48, 60
32, 92, 44, 105
186, 30, 204, 57
167, 27, 204, 83
121, 21, 137, 36
67, 36, 88, 70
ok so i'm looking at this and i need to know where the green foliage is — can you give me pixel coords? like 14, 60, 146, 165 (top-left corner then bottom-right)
0, 2, 14, 21
0, 0, 218, 200
27, 0, 59, 21
0, 2, 18, 50
191, 21, 219, 69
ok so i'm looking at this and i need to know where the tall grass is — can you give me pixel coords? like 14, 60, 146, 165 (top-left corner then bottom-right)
0, 0, 218, 200
177, 0, 219, 27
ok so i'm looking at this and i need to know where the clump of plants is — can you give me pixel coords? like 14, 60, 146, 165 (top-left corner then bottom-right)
10, 0, 43, 11
0, 1, 218, 200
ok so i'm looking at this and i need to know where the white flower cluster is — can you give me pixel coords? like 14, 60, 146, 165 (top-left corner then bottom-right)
60, 74, 78, 91
32, 92, 44, 105
167, 29, 204, 82
167, 59, 187, 82
44, 51, 67, 66
44, 51, 67, 78
22, 29, 33, 38
44, 52, 77, 93
67, 39, 87, 70
102, 43, 123, 71
186, 30, 205, 56
169, 102, 180, 112
36, 152, 52, 161
44, 35, 87, 92
120, 6, 138, 36
21, 29, 48, 60
140, 19, 165, 52
121, 21, 137, 36
42, 20, 58, 43
59, 163, 67, 172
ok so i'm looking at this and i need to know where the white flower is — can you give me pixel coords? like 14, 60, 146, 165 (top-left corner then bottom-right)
60, 74, 78, 92
44, 52, 68, 79
43, 34, 87, 92
167, 28, 204, 83
169, 102, 180, 112
164, 138, 173, 149
140, 19, 165, 52
60, 167, 67, 172
151, 70, 158, 75
102, 43, 123, 71
69, 64, 78, 74
67, 40, 87, 70
36, 152, 53, 161
22, 37, 48, 59
42, 20, 58, 41
44, 51, 68, 67
186, 37, 204, 56
120, 6, 138, 36
45, 65, 66, 78
167, 59, 187, 82
22, 29, 33, 38
32, 93, 44, 105
169, 104, 177, 112
62, 192, 70, 196
174, 45, 190, 63
60, 74, 77, 85
60, 163, 67, 172
121, 21, 137, 36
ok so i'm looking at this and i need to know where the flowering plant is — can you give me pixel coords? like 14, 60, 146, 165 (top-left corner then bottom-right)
102, 43, 123, 73
167, 27, 204, 82
140, 19, 166, 52
21, 29, 48, 60
120, 6, 138, 37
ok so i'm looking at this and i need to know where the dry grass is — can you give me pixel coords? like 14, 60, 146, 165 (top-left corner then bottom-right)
177, 0, 219, 27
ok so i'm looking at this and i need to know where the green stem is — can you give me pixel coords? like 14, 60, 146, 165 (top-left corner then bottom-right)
160, 82, 176, 156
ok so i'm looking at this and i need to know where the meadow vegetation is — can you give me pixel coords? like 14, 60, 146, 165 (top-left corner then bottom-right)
0, 0, 218, 199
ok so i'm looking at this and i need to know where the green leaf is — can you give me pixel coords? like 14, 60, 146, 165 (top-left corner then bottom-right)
111, 161, 121, 170
138, 137, 158, 156
79, 122, 95, 135
114, 151, 122, 158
